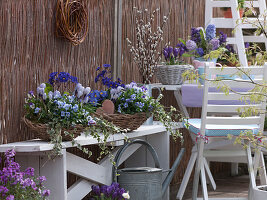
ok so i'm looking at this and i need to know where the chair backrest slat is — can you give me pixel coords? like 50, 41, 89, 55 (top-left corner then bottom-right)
206, 104, 262, 113
200, 62, 267, 136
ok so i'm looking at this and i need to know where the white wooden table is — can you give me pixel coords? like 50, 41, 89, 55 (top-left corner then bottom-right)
0, 122, 181, 200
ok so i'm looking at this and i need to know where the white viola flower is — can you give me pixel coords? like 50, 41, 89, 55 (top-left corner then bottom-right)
29, 103, 35, 109
116, 86, 124, 92
37, 87, 45, 96
84, 87, 91, 95
48, 91, 53, 100
39, 83, 46, 89
53, 90, 61, 99
122, 192, 130, 199
110, 88, 117, 95
68, 95, 75, 103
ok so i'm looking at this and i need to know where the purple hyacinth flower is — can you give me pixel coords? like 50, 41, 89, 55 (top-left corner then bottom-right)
186, 40, 197, 51
219, 31, 227, 45
196, 48, 204, 57
209, 38, 220, 50
205, 24, 216, 41
191, 27, 201, 43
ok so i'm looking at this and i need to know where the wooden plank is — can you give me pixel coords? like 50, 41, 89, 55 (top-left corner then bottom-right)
67, 179, 93, 200
209, 66, 264, 76
206, 116, 261, 125
0, 124, 168, 152
40, 149, 67, 200
206, 104, 261, 113
66, 152, 109, 185
208, 92, 253, 101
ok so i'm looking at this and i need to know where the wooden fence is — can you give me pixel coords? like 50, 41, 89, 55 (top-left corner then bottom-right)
0, 0, 250, 186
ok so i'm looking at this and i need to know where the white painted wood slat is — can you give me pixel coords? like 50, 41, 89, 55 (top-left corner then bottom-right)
207, 104, 261, 113
206, 116, 261, 125
209, 66, 264, 76
208, 92, 250, 100
208, 79, 263, 88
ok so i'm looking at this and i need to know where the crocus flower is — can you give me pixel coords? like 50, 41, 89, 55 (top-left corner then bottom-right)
173, 48, 179, 58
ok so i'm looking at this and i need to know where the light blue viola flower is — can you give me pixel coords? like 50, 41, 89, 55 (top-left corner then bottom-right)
29, 103, 35, 109
53, 90, 61, 99
118, 105, 122, 113
68, 95, 75, 103
130, 94, 136, 100
57, 101, 65, 108
61, 111, 65, 117
123, 103, 128, 108
73, 104, 79, 112
48, 91, 53, 100
34, 107, 40, 114
65, 112, 70, 118
63, 104, 72, 111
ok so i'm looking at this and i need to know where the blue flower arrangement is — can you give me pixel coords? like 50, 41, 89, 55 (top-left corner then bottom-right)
179, 24, 228, 59
24, 72, 121, 157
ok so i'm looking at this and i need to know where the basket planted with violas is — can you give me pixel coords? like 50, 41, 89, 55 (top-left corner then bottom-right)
93, 64, 183, 140
24, 72, 121, 156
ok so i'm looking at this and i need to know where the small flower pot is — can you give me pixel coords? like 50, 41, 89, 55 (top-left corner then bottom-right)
222, 8, 244, 18
155, 65, 193, 85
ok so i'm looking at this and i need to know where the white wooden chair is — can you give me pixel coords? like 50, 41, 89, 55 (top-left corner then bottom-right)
177, 62, 267, 200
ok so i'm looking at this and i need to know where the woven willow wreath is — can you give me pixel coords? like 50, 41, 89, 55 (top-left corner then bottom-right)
56, 0, 88, 45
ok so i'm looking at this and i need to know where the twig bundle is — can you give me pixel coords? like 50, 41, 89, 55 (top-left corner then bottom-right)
56, 0, 88, 45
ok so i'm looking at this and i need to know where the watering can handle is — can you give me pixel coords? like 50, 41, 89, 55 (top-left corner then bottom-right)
112, 139, 161, 182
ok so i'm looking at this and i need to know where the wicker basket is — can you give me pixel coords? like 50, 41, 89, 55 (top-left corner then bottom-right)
23, 117, 84, 141
155, 64, 193, 85
94, 112, 149, 131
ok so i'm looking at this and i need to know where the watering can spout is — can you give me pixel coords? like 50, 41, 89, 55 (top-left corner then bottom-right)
162, 148, 185, 197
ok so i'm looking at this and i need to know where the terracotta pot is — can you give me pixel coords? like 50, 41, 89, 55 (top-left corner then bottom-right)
222, 8, 244, 18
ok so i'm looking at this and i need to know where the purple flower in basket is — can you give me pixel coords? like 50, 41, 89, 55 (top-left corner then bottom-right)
205, 24, 216, 41
219, 31, 227, 45
191, 27, 201, 43
209, 38, 220, 50
196, 48, 204, 57
186, 40, 197, 51
176, 43, 187, 56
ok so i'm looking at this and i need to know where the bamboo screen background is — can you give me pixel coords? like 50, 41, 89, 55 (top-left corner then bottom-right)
1, 0, 261, 185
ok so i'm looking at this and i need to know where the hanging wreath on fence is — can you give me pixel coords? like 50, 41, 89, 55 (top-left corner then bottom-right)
56, 0, 88, 45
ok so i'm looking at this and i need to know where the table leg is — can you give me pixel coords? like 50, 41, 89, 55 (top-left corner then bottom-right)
40, 150, 67, 200
174, 90, 189, 118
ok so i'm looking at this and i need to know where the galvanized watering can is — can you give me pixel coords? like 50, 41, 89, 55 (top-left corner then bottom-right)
112, 139, 185, 200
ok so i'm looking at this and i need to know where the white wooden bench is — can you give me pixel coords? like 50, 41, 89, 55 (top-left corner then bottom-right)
0, 122, 181, 200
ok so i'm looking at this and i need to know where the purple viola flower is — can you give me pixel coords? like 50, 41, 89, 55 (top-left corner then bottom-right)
219, 31, 227, 45
28, 91, 34, 96
49, 72, 58, 78
6, 195, 14, 200
37, 176, 47, 184
34, 107, 40, 114
205, 24, 216, 41
5, 149, 16, 159
70, 76, 78, 84
24, 167, 34, 177
96, 67, 100, 71
0, 186, 9, 195
186, 40, 197, 51
58, 72, 70, 83
209, 38, 220, 50
196, 48, 204, 57
42, 189, 50, 197
103, 64, 111, 68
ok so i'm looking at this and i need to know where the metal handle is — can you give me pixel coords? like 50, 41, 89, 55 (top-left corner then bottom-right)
112, 139, 161, 182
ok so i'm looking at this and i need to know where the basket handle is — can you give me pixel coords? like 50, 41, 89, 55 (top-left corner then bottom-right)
112, 139, 161, 182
